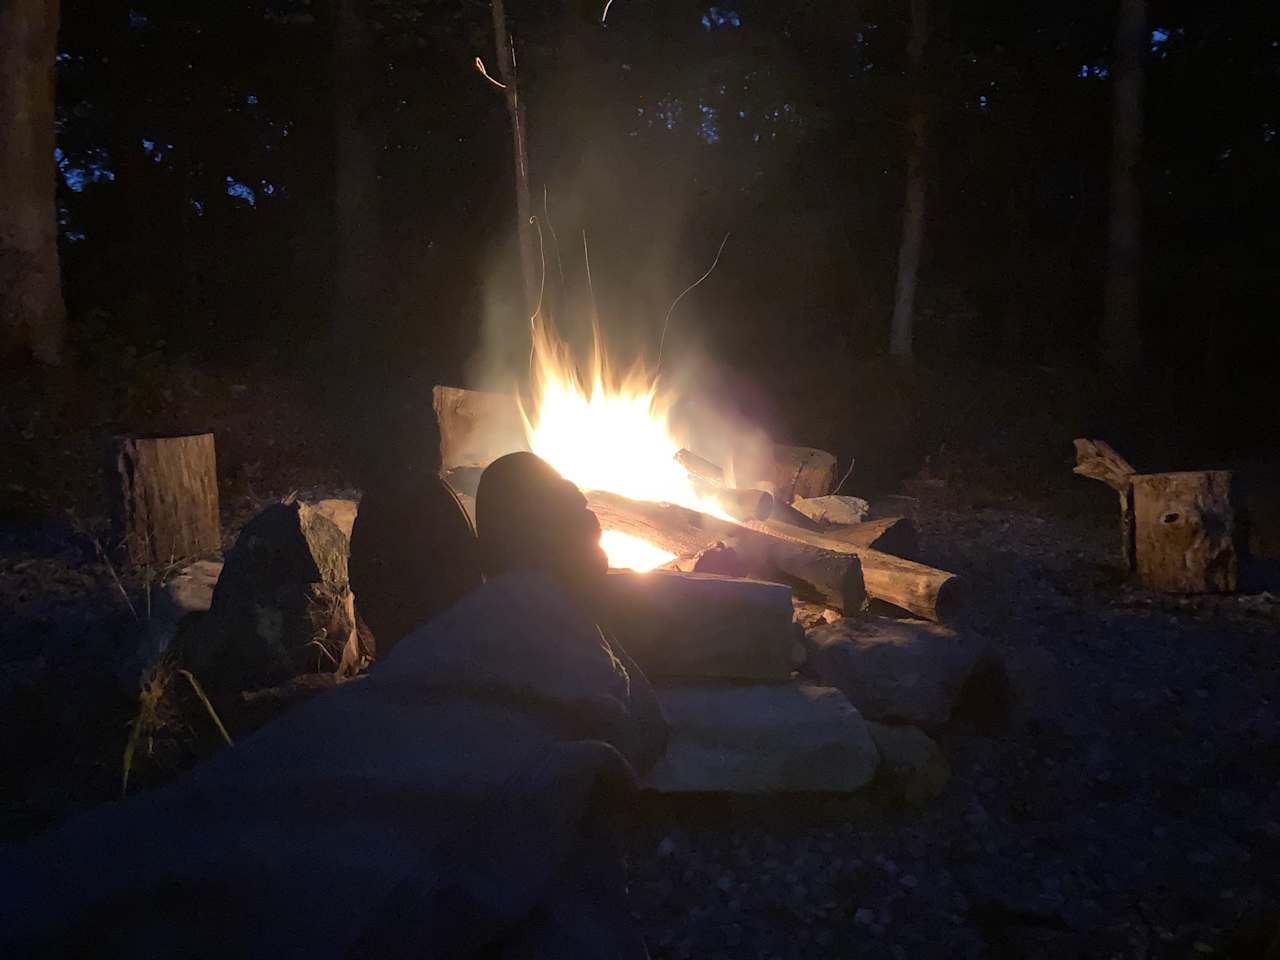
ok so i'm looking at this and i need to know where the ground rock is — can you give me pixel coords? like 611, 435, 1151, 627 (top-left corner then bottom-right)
604, 571, 800, 681
643, 683, 879, 793
312, 498, 358, 539
144, 558, 224, 665
792, 495, 872, 526
186, 501, 355, 690
804, 616, 986, 728
867, 721, 951, 804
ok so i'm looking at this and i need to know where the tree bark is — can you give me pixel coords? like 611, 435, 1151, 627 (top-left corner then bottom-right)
1101, 0, 1146, 370
113, 434, 222, 566
0, 0, 66, 363
889, 0, 929, 359
332, 0, 381, 342
490, 0, 540, 318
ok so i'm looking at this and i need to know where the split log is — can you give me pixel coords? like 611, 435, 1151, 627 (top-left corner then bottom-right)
674, 448, 725, 486
769, 445, 839, 502
587, 491, 866, 613
820, 517, 919, 559
112, 433, 221, 566
742, 519, 963, 623
432, 384, 527, 471
1131, 471, 1239, 593
674, 449, 773, 521
601, 571, 799, 681
1073, 438, 1137, 569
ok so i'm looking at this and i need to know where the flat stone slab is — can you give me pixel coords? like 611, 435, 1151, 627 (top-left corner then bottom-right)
644, 683, 879, 794
603, 571, 801, 682
805, 616, 986, 729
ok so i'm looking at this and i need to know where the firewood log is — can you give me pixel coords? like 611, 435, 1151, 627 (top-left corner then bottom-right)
432, 384, 527, 471
769, 445, 839, 502
1072, 438, 1138, 569
743, 519, 963, 623
112, 433, 221, 566
1131, 471, 1239, 593
675, 449, 774, 521
587, 491, 867, 614
819, 517, 919, 559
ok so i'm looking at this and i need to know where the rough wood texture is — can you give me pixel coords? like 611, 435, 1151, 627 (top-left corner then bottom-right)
0, 0, 65, 362
1132, 471, 1238, 593
744, 520, 963, 623
770, 445, 839, 502
821, 517, 919, 559
602, 571, 799, 681
1073, 438, 1138, 569
432, 384, 527, 471
113, 434, 221, 566
588, 491, 867, 613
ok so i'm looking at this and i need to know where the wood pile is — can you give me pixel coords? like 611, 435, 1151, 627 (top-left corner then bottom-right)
434, 384, 965, 626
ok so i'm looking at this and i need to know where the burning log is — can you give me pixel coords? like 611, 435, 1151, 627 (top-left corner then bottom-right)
674, 448, 724, 486
601, 570, 799, 681
587, 491, 866, 614
674, 448, 774, 521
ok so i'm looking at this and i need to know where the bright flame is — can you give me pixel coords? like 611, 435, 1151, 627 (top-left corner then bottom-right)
598, 530, 676, 572
521, 317, 720, 570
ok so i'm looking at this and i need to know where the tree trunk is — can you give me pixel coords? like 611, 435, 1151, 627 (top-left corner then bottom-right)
0, 0, 66, 364
490, 0, 540, 319
332, 0, 380, 342
1101, 0, 1146, 369
889, 0, 929, 360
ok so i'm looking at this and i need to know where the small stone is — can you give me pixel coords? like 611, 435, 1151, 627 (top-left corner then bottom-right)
854, 907, 876, 926
900, 874, 919, 889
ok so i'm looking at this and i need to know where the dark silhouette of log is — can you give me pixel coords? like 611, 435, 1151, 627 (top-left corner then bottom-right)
113, 434, 221, 566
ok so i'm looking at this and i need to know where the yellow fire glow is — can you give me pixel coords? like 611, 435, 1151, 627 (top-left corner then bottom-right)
521, 317, 717, 571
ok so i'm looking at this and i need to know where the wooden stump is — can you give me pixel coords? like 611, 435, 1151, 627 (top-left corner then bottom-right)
1132, 471, 1239, 593
113, 433, 221, 566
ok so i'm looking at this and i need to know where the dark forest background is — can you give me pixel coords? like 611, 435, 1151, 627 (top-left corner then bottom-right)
18, 0, 1280, 503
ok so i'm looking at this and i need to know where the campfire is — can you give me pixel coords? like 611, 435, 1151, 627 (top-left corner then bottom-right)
434, 318, 965, 625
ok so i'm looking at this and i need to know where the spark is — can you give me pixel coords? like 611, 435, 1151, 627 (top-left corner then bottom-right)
657, 232, 731, 370
474, 57, 507, 90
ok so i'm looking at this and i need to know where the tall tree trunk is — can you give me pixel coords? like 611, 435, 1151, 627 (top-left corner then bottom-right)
889, 0, 929, 359
332, 0, 380, 342
490, 0, 540, 319
1102, 0, 1146, 369
0, 0, 66, 364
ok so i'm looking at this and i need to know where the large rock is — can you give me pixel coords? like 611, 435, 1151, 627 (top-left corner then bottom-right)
643, 683, 879, 793
187, 501, 356, 690
804, 616, 985, 728
867, 721, 951, 805
603, 571, 801, 682
147, 558, 224, 661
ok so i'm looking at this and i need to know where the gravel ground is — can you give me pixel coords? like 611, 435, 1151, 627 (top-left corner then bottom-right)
626, 503, 1280, 959
3, 494, 1278, 955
